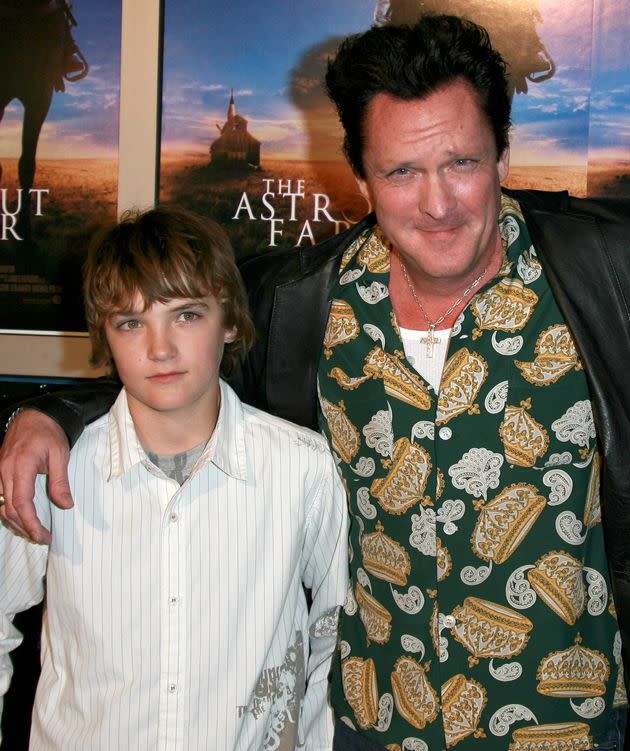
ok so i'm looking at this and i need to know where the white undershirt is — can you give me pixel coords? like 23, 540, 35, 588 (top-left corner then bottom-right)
399, 326, 452, 393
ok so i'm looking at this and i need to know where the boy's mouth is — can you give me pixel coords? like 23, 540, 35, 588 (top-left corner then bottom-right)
147, 371, 185, 383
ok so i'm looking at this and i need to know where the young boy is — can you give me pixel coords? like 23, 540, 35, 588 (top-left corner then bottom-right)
0, 206, 348, 750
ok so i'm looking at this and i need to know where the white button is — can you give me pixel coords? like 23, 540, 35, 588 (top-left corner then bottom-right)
169, 512, 179, 522
443, 615, 456, 628
439, 427, 452, 440
169, 596, 179, 605
168, 683, 177, 693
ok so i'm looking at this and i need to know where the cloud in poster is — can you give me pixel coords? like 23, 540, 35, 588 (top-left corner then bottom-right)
161, 29, 343, 161
161, 75, 332, 160
0, 74, 120, 159
162, 100, 317, 160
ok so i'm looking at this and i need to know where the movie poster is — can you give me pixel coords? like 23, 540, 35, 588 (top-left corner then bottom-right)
159, 0, 630, 264
0, 0, 122, 334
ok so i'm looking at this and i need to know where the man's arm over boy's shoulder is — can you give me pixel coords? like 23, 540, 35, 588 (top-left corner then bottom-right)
0, 479, 50, 743
299, 439, 349, 750
0, 377, 119, 541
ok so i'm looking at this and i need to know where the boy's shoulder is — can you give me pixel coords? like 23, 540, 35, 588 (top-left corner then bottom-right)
240, 399, 331, 456
75, 409, 111, 443
69, 390, 122, 457
221, 379, 331, 460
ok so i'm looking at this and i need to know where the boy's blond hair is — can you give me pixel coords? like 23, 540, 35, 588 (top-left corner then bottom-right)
83, 205, 255, 377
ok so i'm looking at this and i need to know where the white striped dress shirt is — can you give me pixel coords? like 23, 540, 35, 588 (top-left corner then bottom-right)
0, 381, 348, 750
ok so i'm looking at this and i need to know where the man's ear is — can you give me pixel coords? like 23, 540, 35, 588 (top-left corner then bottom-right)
356, 176, 370, 202
356, 176, 375, 214
498, 146, 510, 182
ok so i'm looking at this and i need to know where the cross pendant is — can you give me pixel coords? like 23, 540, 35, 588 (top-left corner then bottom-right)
421, 326, 437, 358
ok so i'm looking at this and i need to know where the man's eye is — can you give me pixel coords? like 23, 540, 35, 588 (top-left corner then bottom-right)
388, 167, 414, 182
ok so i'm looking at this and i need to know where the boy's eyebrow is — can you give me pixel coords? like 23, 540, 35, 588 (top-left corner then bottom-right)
108, 299, 211, 318
170, 300, 211, 312
108, 308, 141, 318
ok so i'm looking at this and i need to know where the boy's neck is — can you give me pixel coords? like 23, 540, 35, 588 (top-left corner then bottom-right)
125, 387, 221, 456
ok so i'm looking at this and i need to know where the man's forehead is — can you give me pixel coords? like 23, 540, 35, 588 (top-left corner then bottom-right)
365, 79, 482, 117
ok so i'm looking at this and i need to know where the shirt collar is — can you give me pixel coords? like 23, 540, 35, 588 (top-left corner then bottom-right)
106, 389, 147, 481
105, 380, 248, 482
202, 380, 248, 481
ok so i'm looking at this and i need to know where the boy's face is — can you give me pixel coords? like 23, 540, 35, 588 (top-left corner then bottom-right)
104, 292, 236, 433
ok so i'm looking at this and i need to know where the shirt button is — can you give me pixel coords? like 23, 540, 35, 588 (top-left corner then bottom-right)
168, 683, 177, 693
443, 615, 456, 628
169, 512, 179, 523
439, 427, 452, 440
169, 596, 179, 605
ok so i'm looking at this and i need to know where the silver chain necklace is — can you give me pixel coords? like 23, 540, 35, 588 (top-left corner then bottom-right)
398, 257, 488, 357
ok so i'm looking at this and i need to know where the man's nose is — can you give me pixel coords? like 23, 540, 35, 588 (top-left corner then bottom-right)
419, 173, 456, 219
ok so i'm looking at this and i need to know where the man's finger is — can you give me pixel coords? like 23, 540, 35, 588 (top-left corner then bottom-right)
10, 469, 55, 544
47, 473, 74, 510
46, 439, 74, 510
0, 493, 49, 543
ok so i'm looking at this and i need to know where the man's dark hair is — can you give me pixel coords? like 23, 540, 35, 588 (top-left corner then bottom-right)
326, 14, 511, 178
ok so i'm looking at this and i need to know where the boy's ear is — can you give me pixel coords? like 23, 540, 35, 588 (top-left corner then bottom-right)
224, 326, 237, 344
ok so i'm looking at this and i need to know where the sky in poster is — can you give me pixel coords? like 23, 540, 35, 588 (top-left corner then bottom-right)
0, 0, 121, 159
161, 0, 630, 166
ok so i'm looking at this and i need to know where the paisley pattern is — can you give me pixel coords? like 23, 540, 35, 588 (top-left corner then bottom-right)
319, 201, 622, 748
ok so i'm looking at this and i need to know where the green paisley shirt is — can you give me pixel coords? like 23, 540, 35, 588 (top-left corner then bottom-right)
318, 195, 625, 751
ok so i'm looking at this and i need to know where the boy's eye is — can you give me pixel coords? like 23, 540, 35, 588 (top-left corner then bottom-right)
179, 311, 200, 322
118, 319, 141, 330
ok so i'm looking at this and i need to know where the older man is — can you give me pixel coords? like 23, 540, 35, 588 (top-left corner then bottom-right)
2, 14, 630, 751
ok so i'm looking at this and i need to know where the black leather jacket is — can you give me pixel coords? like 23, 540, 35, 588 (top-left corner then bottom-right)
10, 188, 630, 695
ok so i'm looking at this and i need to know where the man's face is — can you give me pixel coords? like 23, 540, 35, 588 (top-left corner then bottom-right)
356, 79, 509, 286
104, 292, 236, 434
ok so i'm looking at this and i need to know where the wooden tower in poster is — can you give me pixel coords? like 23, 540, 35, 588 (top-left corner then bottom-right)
210, 91, 261, 169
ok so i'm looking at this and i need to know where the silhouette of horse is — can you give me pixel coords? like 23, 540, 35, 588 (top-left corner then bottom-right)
0, 0, 87, 239
373, 0, 555, 99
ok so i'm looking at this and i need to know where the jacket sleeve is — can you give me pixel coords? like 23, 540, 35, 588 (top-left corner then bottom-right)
0, 478, 50, 740
1, 377, 120, 448
300, 449, 349, 749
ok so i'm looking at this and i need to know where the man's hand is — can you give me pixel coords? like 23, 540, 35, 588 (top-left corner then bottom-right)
0, 409, 73, 544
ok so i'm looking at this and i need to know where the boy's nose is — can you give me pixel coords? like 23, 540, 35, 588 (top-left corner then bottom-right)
147, 329, 176, 361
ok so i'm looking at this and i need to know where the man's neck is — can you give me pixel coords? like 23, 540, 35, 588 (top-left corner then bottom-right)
389, 239, 504, 330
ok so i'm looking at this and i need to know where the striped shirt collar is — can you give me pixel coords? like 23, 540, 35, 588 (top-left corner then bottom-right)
106, 379, 247, 482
